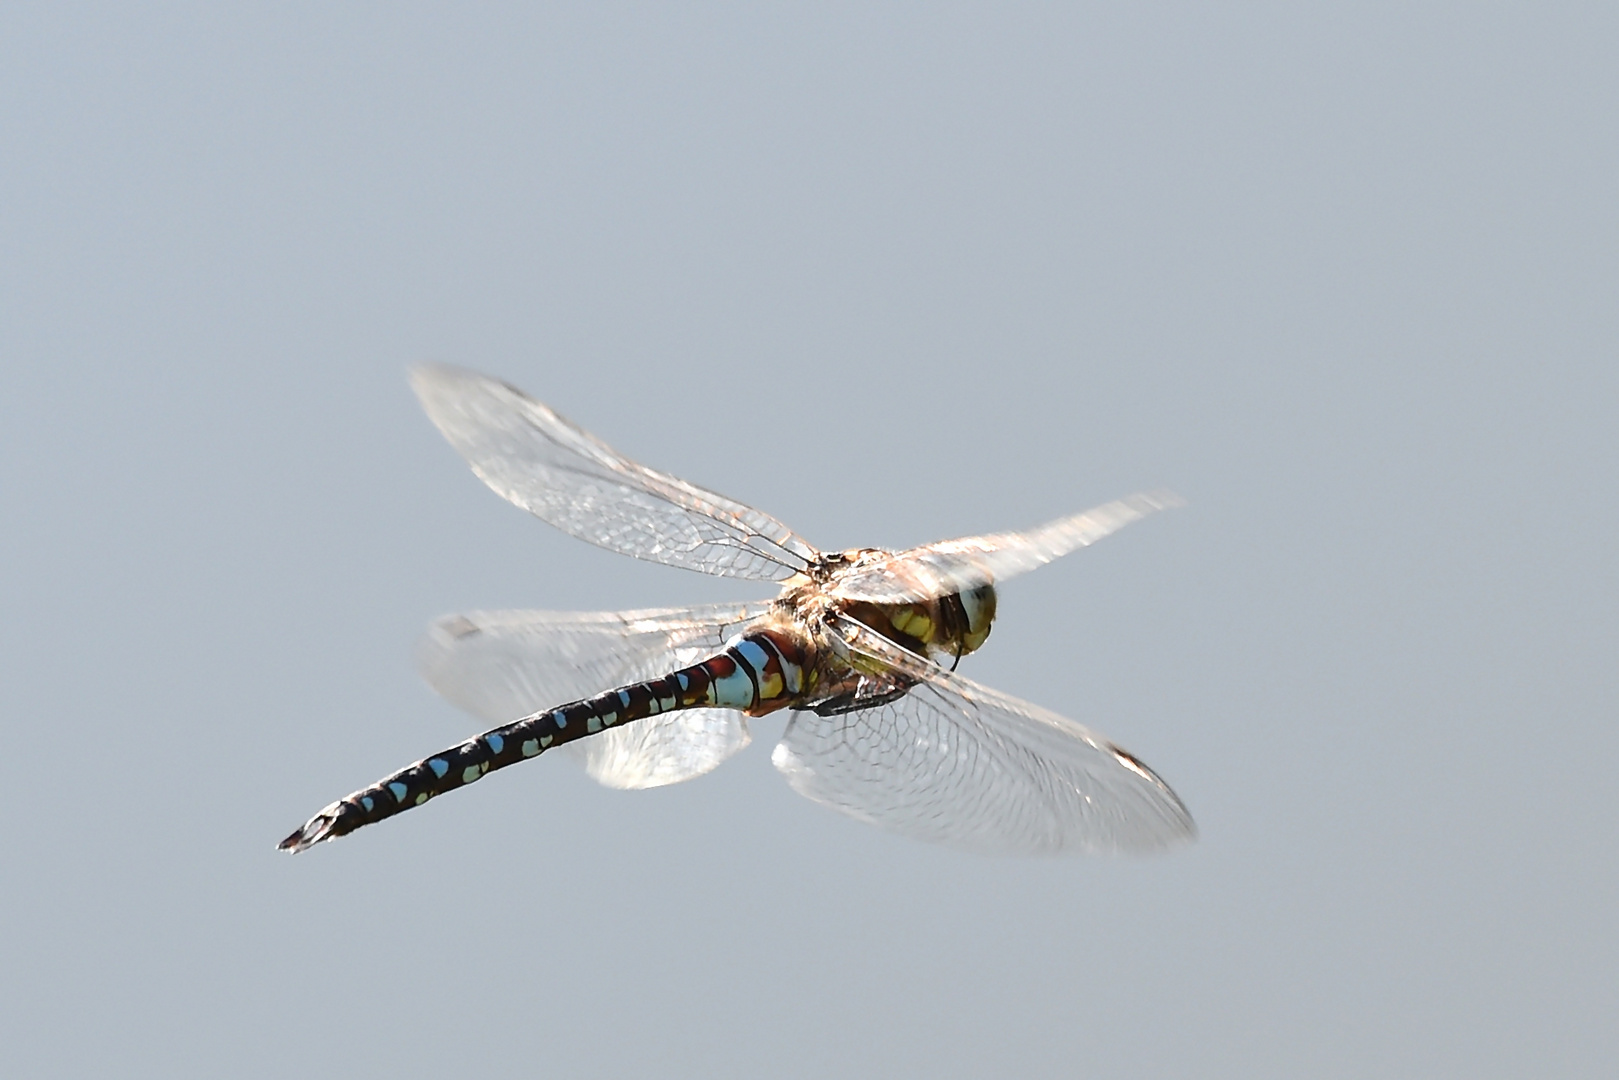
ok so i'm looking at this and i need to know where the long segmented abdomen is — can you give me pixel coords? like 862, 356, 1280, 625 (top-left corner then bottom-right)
278, 628, 809, 852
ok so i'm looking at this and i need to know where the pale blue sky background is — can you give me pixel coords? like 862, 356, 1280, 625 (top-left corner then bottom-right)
2, 4, 1615, 1077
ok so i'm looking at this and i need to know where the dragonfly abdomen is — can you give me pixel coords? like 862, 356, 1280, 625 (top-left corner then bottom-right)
278, 626, 812, 852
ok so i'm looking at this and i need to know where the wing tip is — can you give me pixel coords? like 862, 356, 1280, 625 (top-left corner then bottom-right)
1125, 489, 1188, 514
1103, 743, 1198, 850
408, 361, 468, 395
1152, 806, 1199, 848
409, 362, 536, 417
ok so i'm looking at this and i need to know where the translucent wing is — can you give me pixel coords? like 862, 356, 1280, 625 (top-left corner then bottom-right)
417, 604, 768, 789
829, 491, 1184, 605
565, 708, 755, 791
772, 616, 1194, 853
412, 365, 819, 581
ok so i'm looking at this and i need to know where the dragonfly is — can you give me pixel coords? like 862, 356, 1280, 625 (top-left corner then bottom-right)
279, 365, 1194, 855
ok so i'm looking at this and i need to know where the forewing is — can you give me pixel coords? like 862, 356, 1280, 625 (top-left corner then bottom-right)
829, 491, 1183, 605
417, 604, 766, 790
772, 617, 1194, 853
412, 364, 819, 581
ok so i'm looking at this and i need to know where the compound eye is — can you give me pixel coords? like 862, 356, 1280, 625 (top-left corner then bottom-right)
959, 583, 998, 639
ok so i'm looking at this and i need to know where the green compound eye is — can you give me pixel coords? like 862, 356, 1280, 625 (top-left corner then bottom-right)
959, 583, 998, 652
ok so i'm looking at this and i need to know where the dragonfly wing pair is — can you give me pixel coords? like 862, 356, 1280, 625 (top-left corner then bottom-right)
416, 603, 1193, 852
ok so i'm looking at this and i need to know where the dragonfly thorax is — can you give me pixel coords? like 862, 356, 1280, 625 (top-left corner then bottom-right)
783, 549, 1000, 667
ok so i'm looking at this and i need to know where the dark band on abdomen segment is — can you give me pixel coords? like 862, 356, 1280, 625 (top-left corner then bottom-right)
278, 628, 809, 852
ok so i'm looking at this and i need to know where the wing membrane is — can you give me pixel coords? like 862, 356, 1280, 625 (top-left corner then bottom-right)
772, 616, 1194, 853
412, 364, 820, 581
417, 603, 767, 789
830, 491, 1184, 605
568, 709, 754, 790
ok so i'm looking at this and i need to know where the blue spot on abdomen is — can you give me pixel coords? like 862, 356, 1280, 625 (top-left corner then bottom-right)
733, 637, 770, 673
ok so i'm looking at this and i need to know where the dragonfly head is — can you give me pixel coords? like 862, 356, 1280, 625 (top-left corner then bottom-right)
842, 580, 998, 667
